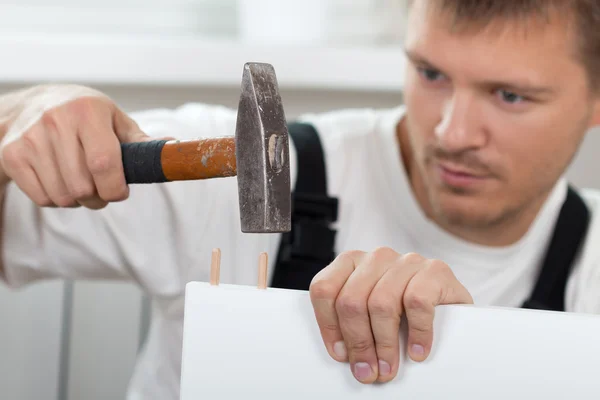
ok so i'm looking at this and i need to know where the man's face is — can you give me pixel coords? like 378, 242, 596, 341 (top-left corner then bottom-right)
402, 1, 600, 235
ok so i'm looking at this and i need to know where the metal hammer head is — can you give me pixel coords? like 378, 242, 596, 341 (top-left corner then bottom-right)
235, 62, 292, 233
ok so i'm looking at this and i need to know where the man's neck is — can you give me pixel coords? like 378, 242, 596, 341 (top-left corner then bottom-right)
396, 119, 550, 247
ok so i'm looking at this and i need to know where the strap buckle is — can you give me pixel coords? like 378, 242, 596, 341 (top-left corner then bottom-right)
277, 192, 339, 262
292, 192, 338, 221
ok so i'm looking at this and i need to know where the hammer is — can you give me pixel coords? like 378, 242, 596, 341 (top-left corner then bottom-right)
119, 62, 291, 234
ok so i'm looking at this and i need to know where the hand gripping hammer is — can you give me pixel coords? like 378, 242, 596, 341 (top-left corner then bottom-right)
120, 62, 291, 234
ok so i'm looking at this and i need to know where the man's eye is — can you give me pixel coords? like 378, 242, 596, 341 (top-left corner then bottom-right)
418, 67, 444, 82
498, 89, 525, 104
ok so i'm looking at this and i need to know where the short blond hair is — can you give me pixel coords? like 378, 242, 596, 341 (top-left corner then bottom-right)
407, 0, 600, 91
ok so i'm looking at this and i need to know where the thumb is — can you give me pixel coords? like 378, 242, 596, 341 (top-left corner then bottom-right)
129, 132, 176, 144
113, 107, 175, 144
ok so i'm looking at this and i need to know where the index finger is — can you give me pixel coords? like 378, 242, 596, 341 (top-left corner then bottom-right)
74, 99, 129, 202
309, 251, 365, 362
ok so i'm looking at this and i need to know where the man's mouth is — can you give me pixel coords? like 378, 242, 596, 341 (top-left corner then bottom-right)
435, 162, 490, 187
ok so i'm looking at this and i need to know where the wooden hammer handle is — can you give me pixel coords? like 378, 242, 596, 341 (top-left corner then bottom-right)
121, 137, 237, 183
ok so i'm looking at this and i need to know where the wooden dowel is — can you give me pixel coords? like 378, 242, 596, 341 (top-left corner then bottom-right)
258, 252, 268, 289
210, 248, 221, 286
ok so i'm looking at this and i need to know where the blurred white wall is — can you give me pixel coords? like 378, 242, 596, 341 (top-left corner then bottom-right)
0, 282, 64, 400
567, 132, 600, 190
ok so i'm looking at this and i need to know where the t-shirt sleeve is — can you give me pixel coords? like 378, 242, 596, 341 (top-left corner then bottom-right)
1, 102, 239, 297
566, 251, 600, 315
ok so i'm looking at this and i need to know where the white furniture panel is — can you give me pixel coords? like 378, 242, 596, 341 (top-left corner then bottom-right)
181, 282, 600, 399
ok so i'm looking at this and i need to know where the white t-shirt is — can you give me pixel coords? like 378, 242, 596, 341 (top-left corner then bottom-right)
3, 103, 600, 400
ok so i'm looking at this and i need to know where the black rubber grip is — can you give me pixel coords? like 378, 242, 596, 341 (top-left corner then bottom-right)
121, 140, 168, 184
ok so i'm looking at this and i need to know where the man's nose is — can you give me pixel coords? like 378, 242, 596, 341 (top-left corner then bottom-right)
434, 93, 487, 152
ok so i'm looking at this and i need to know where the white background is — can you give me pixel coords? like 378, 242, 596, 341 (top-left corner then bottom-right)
0, 1, 598, 400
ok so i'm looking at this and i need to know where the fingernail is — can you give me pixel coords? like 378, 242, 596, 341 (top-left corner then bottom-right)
353, 362, 373, 381
333, 341, 347, 359
378, 360, 391, 376
411, 344, 425, 357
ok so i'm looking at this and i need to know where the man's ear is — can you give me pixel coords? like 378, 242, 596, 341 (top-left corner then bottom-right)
591, 97, 600, 128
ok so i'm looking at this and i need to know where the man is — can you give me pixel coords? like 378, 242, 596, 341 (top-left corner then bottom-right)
1, 0, 600, 398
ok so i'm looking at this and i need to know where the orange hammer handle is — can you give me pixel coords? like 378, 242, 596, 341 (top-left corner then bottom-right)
120, 138, 237, 183
161, 138, 237, 180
